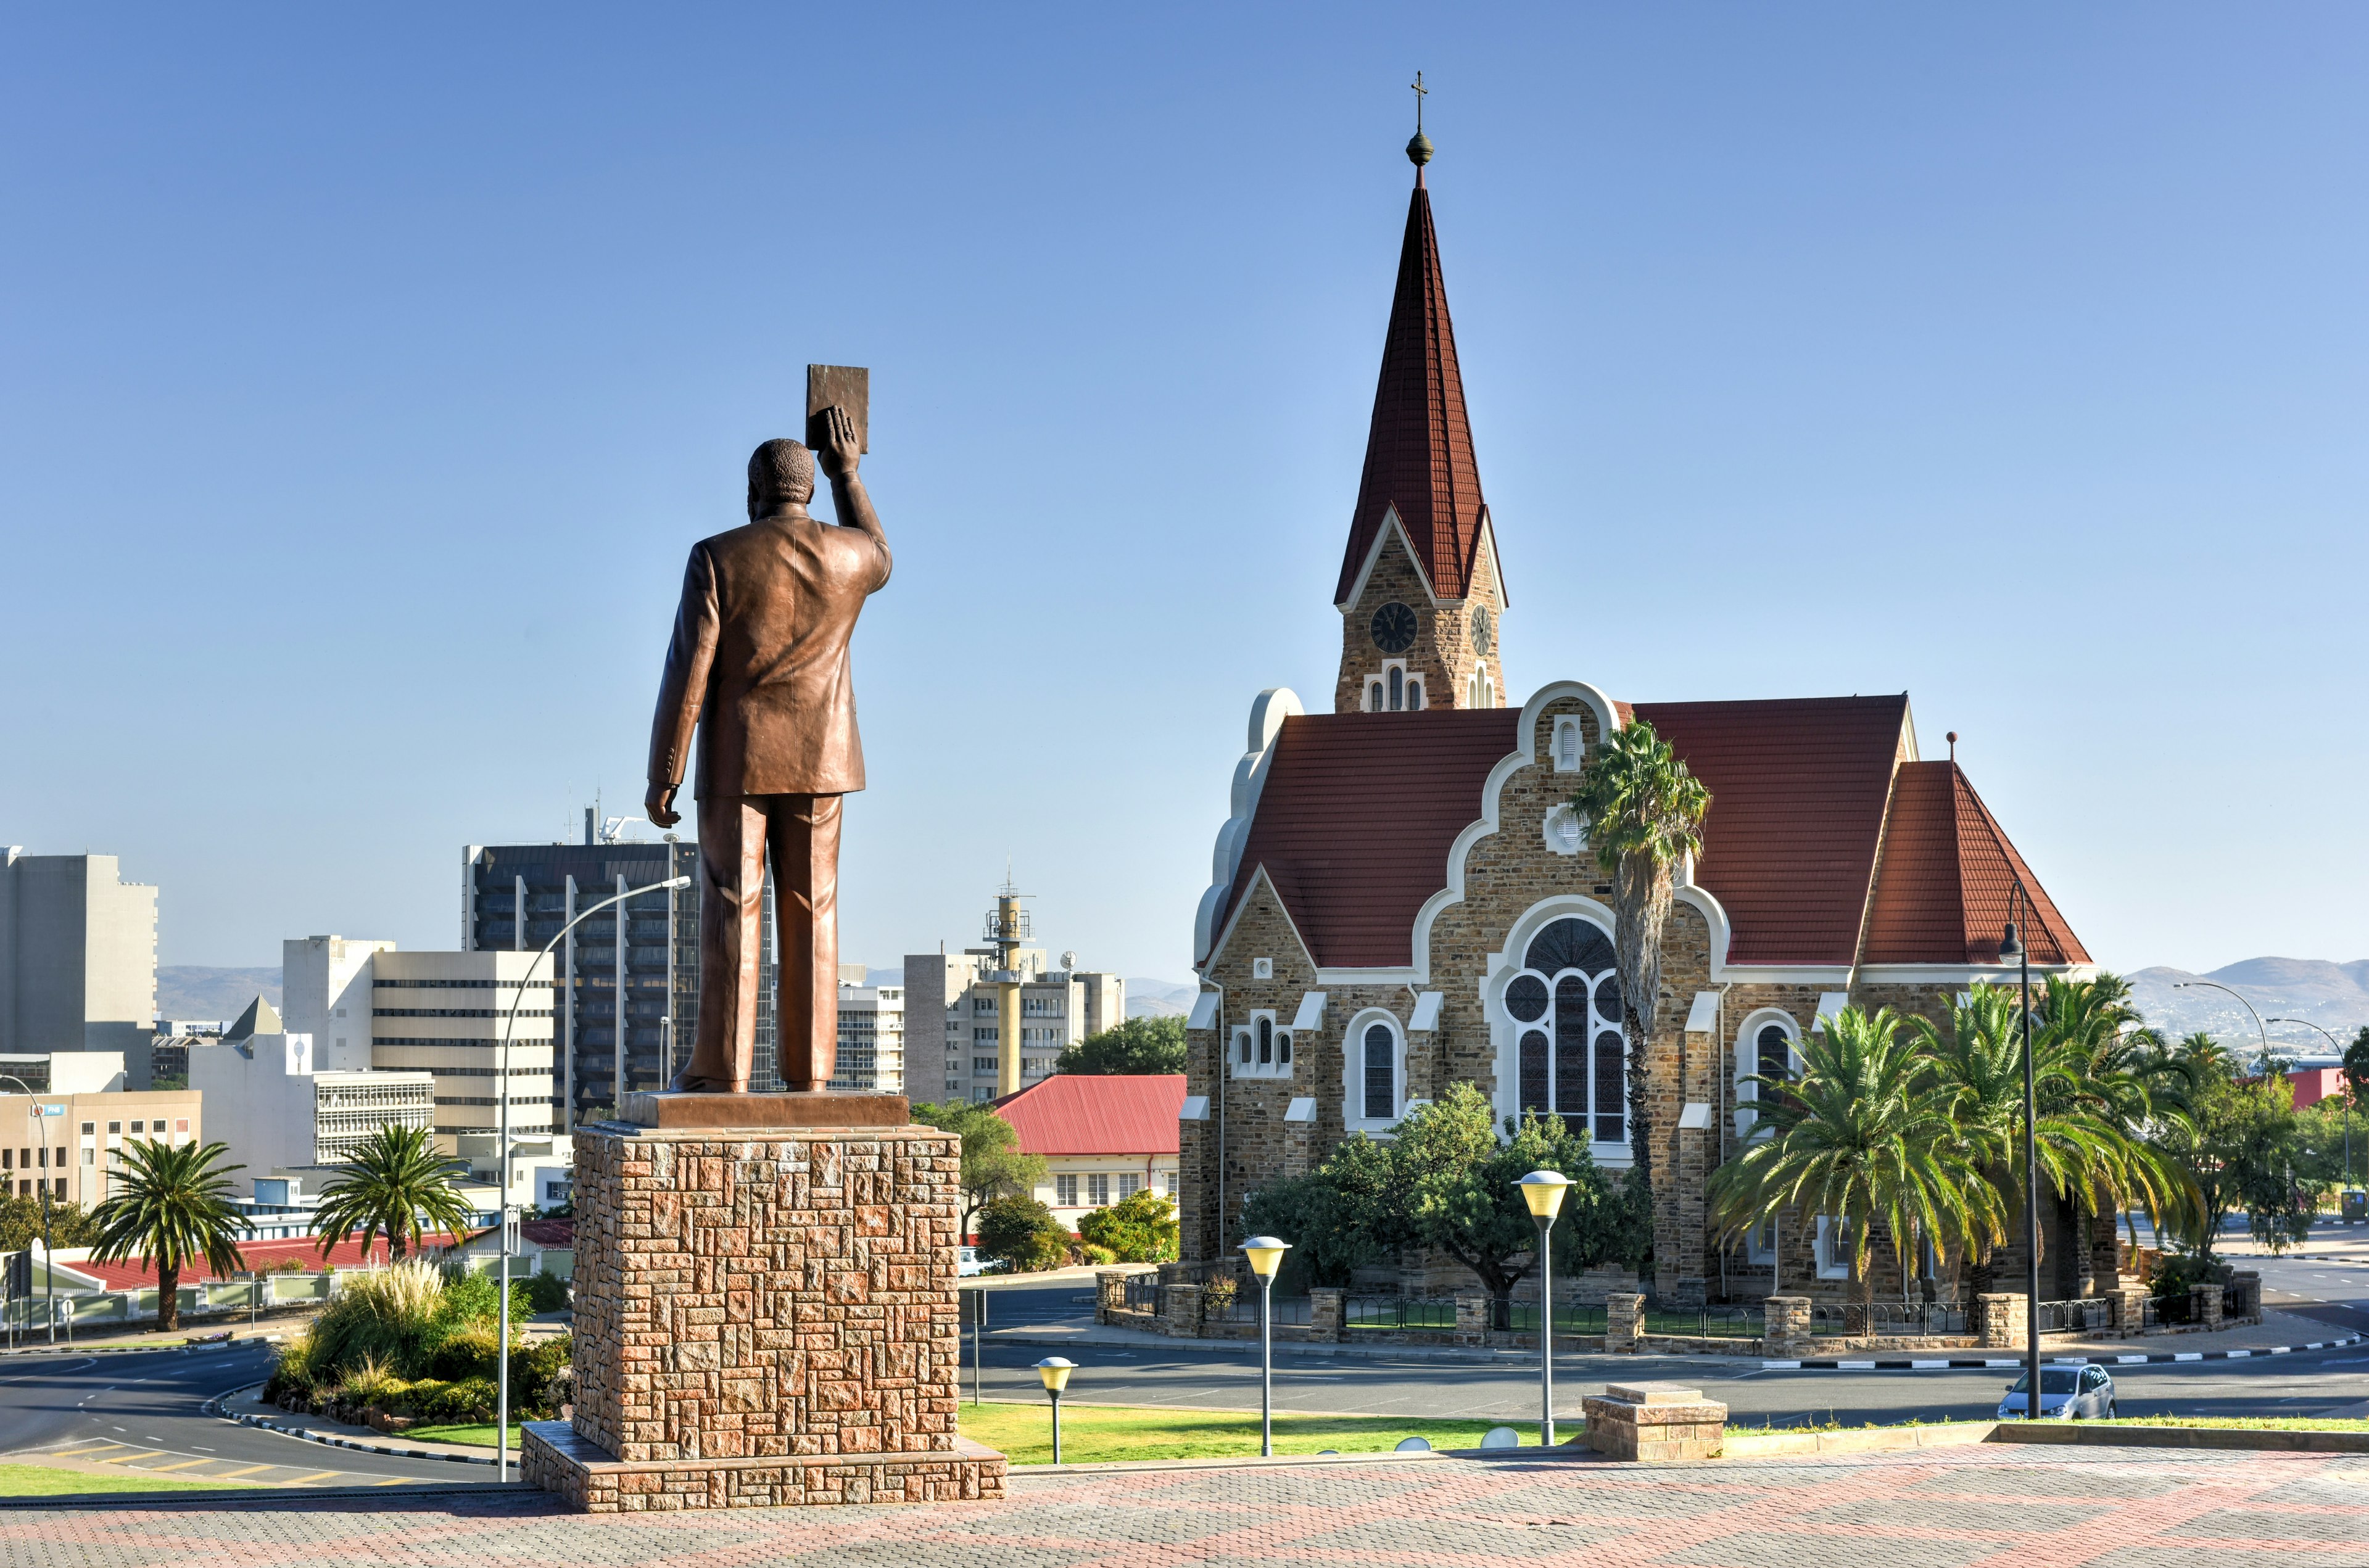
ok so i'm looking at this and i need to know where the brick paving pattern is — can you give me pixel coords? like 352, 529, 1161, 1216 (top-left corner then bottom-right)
9, 1443, 2367, 1566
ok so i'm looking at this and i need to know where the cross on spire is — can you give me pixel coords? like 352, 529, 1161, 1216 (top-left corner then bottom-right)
1405, 70, 1435, 171
1411, 70, 1427, 131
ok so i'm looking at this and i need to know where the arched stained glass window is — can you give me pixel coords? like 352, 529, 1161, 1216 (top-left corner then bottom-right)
1407, 679, 1423, 709
1362, 1022, 1395, 1121
1505, 917, 1626, 1142
1388, 667, 1404, 711
1524, 917, 1615, 980
1368, 680, 1384, 712
1257, 1015, 1272, 1065
1757, 1022, 1793, 1085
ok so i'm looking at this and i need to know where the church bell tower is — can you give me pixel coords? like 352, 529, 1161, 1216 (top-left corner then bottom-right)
1334, 89, 1508, 715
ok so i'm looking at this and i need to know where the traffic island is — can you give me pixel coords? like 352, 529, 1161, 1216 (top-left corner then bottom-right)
1580, 1382, 1727, 1462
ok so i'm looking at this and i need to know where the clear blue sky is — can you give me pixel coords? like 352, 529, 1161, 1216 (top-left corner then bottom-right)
4, 6, 2363, 984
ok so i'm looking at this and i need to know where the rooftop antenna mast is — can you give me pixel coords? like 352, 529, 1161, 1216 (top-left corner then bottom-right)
984, 863, 1034, 1099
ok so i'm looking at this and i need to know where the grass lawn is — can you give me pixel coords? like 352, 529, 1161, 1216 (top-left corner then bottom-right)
956, 1400, 1555, 1465
404, 1422, 527, 1449
2087, 1416, 2369, 1432
0, 1463, 234, 1496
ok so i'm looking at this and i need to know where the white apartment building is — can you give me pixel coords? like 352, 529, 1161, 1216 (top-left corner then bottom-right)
281, 937, 566, 1208
903, 946, 1123, 1103
188, 1023, 434, 1179
0, 851, 160, 1089
832, 968, 905, 1094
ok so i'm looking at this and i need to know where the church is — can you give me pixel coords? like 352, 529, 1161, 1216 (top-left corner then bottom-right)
1178, 133, 2096, 1308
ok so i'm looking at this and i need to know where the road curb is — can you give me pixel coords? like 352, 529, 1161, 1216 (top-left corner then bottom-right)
205, 1383, 500, 1466
1760, 1331, 2364, 1372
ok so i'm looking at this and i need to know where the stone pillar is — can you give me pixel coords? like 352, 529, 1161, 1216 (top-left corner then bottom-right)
1162, 1283, 1205, 1338
1309, 1287, 1344, 1342
519, 1111, 1006, 1512
1978, 1293, 2028, 1349
2110, 1284, 2149, 1334
1094, 1269, 1129, 1324
1581, 1382, 1727, 1462
2225, 1271, 2260, 1322
1606, 1292, 1645, 1354
1455, 1295, 1490, 1340
2195, 1282, 2224, 1332
1762, 1295, 1811, 1357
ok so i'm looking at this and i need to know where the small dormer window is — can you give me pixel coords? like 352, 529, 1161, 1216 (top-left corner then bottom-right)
1554, 716, 1583, 772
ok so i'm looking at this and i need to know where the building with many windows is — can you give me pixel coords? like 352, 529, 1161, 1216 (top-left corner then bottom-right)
0, 851, 159, 1089
832, 968, 904, 1093
188, 1021, 432, 1184
991, 1073, 1183, 1237
0, 1084, 198, 1205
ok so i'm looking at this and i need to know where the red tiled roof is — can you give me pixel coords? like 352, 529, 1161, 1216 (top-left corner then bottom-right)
1336, 178, 1491, 605
1631, 696, 1909, 966
58, 1231, 465, 1290
1219, 709, 1518, 968
1863, 762, 2088, 966
993, 1075, 1186, 1157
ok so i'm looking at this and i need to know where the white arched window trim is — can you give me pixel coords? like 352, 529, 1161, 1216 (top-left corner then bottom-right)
1733, 1007, 1802, 1139
1233, 1008, 1289, 1081
1341, 1007, 1406, 1133
1479, 895, 1631, 1162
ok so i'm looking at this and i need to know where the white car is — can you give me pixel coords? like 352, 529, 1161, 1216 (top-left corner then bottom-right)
1997, 1363, 2117, 1420
956, 1246, 1004, 1278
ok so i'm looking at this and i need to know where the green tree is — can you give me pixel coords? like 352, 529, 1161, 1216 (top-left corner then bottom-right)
911, 1100, 1049, 1240
1077, 1189, 1180, 1262
2149, 1040, 2307, 1257
311, 1124, 477, 1262
1392, 1084, 1623, 1310
0, 1195, 102, 1255
88, 1139, 251, 1332
1712, 1007, 2003, 1327
1238, 1135, 1402, 1290
2345, 1025, 2369, 1123
1053, 1015, 1186, 1076
974, 1194, 1069, 1272
1569, 718, 1710, 1214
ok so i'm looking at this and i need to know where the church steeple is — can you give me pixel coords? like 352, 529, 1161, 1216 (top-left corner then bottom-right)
1334, 93, 1507, 714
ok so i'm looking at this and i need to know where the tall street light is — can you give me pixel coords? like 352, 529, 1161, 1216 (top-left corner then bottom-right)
2175, 980, 2273, 1075
1516, 1170, 1573, 1445
1034, 1356, 1075, 1463
492, 873, 690, 1484
1996, 889, 2043, 1421
2269, 1017, 2355, 1192
0, 1076, 55, 1345
1239, 1236, 1291, 1456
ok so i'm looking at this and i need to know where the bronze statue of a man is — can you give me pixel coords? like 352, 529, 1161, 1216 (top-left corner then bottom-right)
645, 406, 887, 1093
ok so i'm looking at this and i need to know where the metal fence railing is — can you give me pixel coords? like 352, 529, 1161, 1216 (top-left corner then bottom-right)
2035, 1298, 2111, 1334
1808, 1300, 1972, 1337
1344, 1295, 1460, 1331
1645, 1305, 1767, 1340
1122, 1273, 1162, 1313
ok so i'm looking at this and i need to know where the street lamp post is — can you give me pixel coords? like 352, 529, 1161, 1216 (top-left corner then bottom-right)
492, 873, 690, 1484
2270, 1017, 2357, 1194
1516, 1171, 1573, 1445
1997, 889, 2043, 1420
1034, 1356, 1075, 1463
0, 1076, 56, 1346
2176, 980, 2274, 1076
1239, 1236, 1291, 1456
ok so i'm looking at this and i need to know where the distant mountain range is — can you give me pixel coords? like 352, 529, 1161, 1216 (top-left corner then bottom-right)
2124, 959, 2369, 1058
157, 965, 280, 1023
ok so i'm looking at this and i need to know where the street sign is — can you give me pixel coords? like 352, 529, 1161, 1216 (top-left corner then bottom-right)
37, 1105, 62, 1117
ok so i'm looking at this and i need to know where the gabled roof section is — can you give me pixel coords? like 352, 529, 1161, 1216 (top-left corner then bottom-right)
1863, 762, 2089, 965
1218, 709, 1518, 968
993, 1073, 1186, 1157
1334, 178, 1490, 606
225, 996, 281, 1041
1631, 696, 1910, 967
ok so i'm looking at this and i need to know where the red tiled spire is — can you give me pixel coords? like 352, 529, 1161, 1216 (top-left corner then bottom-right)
1334, 175, 1490, 605
1861, 761, 2090, 966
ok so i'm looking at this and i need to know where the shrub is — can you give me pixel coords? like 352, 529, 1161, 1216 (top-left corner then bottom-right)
1077, 1242, 1118, 1266
1202, 1275, 1239, 1315
269, 1258, 310, 1274
264, 1327, 326, 1403
418, 1376, 497, 1423
523, 1272, 570, 1313
423, 1323, 501, 1384
976, 1195, 1069, 1273
1077, 1190, 1180, 1263
309, 1260, 444, 1379
2148, 1251, 2230, 1301
511, 1333, 573, 1419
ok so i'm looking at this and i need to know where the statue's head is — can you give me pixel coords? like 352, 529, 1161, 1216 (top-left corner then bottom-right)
747, 437, 816, 516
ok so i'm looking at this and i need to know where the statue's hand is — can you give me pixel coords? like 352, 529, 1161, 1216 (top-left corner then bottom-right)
818, 403, 862, 481
645, 782, 680, 828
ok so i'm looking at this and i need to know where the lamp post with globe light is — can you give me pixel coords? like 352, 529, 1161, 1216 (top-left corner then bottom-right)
1034, 1357, 1075, 1463
2176, 980, 2273, 1075
1516, 1171, 1573, 1445
1239, 1236, 1291, 1455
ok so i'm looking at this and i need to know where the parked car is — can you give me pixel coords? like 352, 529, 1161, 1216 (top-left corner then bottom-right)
1998, 1364, 2117, 1420
956, 1246, 1004, 1278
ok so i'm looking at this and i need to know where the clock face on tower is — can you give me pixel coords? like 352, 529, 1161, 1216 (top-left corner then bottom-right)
1369, 601, 1419, 655
1470, 605, 1494, 655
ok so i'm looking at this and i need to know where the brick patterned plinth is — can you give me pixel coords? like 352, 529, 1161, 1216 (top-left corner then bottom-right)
540, 1122, 1005, 1511
521, 1419, 1005, 1512
1581, 1381, 1727, 1462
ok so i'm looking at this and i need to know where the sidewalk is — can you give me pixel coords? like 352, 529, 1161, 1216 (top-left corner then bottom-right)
6, 1440, 2359, 1564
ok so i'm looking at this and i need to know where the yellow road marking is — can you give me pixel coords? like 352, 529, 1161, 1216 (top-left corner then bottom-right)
53, 1444, 126, 1458
211, 1463, 273, 1479
283, 1471, 341, 1485
372, 1476, 411, 1486
98, 1449, 157, 1464
143, 1457, 218, 1472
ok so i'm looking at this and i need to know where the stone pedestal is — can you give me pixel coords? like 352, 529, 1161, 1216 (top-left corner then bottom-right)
1978, 1292, 2029, 1348
1605, 1292, 1645, 1353
1762, 1295, 1811, 1357
521, 1105, 1005, 1512
1309, 1287, 1344, 1340
2110, 1284, 2149, 1334
1581, 1382, 1726, 1461
2195, 1281, 2224, 1332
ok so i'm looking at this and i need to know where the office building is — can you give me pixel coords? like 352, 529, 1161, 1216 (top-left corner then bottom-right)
0, 851, 159, 1089
831, 967, 904, 1093
1, 1083, 200, 1205
464, 820, 769, 1123
0, 1051, 128, 1096
904, 881, 1125, 1104
189, 1023, 434, 1178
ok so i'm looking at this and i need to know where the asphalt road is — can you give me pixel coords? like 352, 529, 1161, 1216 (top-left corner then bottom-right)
0, 1340, 503, 1488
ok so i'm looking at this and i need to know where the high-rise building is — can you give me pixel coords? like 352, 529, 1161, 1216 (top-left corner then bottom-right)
463, 821, 772, 1123
904, 881, 1124, 1104
831, 967, 904, 1093
0, 851, 159, 1089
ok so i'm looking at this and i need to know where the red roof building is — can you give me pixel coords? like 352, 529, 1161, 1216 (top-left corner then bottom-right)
45, 1231, 466, 1291
992, 1075, 1183, 1234
1180, 125, 2100, 1310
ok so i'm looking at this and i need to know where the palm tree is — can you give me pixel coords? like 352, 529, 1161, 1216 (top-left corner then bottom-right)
1708, 1007, 2002, 1330
88, 1139, 251, 1333
312, 1124, 476, 1263
1570, 717, 1711, 1210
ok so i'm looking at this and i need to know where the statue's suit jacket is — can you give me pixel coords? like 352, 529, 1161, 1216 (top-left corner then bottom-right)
647, 511, 892, 799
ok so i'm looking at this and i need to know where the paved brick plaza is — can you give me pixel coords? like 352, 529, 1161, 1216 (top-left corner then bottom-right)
7, 1445, 2365, 1566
